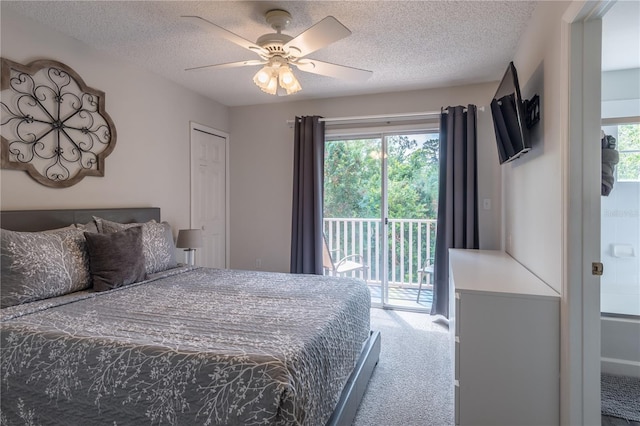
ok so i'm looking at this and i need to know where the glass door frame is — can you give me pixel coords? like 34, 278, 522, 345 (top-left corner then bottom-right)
325, 126, 438, 312
380, 134, 389, 306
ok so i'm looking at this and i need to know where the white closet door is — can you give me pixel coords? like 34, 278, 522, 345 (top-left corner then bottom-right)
191, 124, 228, 268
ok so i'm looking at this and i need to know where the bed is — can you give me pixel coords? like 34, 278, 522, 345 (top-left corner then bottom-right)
0, 208, 380, 425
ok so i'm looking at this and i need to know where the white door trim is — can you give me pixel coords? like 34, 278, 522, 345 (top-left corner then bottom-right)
561, 1, 614, 424
189, 121, 230, 268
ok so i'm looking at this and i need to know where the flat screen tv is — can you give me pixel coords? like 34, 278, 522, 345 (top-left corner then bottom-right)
490, 62, 531, 164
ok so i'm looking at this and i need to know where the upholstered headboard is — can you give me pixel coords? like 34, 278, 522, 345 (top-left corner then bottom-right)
0, 208, 161, 232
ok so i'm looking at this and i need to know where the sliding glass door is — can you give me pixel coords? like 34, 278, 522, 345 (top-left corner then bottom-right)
324, 136, 383, 303
324, 131, 439, 311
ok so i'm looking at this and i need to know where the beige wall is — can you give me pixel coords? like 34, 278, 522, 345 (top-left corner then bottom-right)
0, 8, 229, 233
229, 84, 502, 272
505, 1, 572, 294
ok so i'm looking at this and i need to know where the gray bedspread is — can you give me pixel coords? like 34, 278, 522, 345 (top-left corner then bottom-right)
0, 267, 371, 425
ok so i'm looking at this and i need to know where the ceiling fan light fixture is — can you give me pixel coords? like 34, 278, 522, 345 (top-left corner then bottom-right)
279, 66, 295, 85
283, 78, 302, 95
253, 66, 279, 94
278, 65, 302, 94
253, 63, 301, 95
253, 66, 273, 87
264, 75, 279, 95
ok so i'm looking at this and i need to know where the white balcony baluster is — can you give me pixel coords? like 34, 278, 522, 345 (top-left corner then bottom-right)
323, 217, 436, 289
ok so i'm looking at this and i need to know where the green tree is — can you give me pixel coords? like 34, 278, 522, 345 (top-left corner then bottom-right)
324, 134, 439, 220
617, 123, 640, 181
324, 138, 381, 218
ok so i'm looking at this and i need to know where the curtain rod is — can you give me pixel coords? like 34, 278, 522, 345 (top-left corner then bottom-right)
286, 110, 441, 126
286, 106, 485, 126
319, 110, 443, 123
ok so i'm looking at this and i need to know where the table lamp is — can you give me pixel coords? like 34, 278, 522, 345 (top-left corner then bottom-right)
176, 229, 203, 266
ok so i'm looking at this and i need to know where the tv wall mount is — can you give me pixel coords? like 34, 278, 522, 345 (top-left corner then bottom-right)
524, 94, 540, 129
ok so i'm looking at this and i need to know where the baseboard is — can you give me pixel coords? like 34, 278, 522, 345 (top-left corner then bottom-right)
601, 357, 640, 378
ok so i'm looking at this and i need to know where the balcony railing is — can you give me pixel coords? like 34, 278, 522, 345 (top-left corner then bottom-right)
323, 217, 437, 288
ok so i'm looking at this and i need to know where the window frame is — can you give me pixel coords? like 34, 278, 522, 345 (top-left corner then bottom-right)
601, 118, 640, 182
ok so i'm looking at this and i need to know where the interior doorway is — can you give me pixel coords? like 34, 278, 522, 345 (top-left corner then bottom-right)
564, 0, 638, 423
599, 2, 640, 422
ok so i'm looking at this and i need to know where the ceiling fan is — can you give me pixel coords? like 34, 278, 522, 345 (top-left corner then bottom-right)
182, 9, 373, 96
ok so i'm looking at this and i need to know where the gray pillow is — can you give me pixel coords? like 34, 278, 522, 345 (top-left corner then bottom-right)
76, 221, 99, 233
94, 217, 177, 274
84, 226, 147, 292
1, 227, 90, 308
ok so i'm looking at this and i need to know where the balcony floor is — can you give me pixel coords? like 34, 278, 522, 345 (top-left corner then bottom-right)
368, 284, 433, 310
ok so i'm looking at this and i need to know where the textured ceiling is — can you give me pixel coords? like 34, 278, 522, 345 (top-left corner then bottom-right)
3, 1, 540, 107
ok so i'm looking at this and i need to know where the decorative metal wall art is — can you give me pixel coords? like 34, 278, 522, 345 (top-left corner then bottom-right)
1, 58, 116, 188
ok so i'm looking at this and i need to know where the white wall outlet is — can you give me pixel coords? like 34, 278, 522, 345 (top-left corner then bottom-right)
255, 258, 262, 269
483, 198, 491, 210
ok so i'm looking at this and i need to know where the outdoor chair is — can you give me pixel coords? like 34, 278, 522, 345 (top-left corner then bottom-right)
322, 236, 368, 280
416, 261, 434, 302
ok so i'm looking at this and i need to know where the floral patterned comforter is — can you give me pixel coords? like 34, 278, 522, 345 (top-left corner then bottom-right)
0, 267, 371, 425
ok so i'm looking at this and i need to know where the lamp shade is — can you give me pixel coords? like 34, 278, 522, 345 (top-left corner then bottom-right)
253, 63, 302, 95
278, 65, 301, 94
176, 229, 203, 249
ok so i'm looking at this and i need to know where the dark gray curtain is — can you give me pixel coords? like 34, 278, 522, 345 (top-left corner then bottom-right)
432, 105, 479, 318
290, 116, 325, 274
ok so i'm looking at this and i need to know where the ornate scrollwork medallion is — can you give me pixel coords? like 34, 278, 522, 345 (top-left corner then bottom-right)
1, 58, 116, 188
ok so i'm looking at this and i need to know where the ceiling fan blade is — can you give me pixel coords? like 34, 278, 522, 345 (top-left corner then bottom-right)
185, 60, 265, 72
182, 15, 267, 56
284, 16, 351, 58
294, 60, 373, 81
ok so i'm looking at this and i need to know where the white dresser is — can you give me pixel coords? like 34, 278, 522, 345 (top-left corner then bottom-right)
449, 249, 560, 426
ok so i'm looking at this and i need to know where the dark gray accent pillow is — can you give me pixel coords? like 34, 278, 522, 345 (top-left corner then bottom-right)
93, 217, 177, 274
84, 226, 147, 292
1, 227, 90, 308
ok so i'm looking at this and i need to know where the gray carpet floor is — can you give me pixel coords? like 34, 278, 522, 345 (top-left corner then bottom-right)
352, 308, 640, 426
601, 373, 640, 422
353, 308, 454, 426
